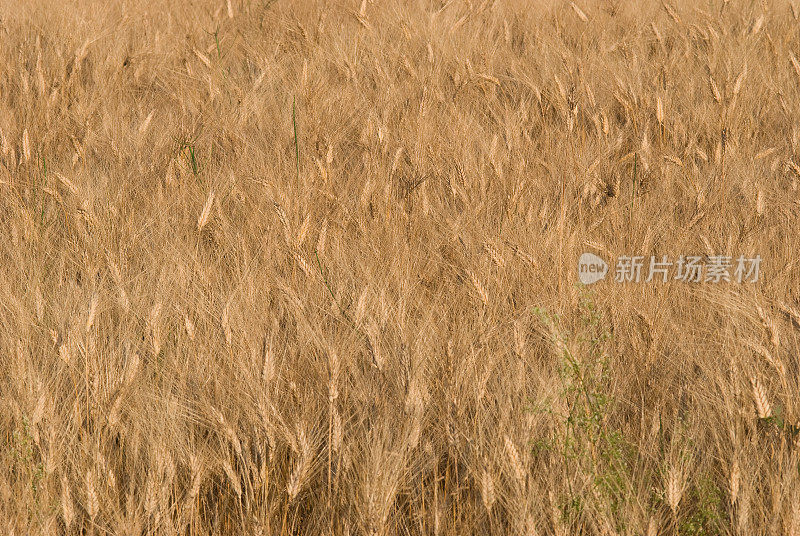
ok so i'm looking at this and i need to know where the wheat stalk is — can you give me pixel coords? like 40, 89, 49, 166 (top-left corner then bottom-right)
197, 191, 215, 231
504, 435, 526, 488
222, 459, 242, 499
148, 302, 163, 355
86, 468, 99, 520
730, 459, 741, 505
186, 453, 205, 507
184, 313, 195, 341
570, 2, 588, 22
138, 110, 154, 136
61, 476, 75, 529
484, 242, 506, 268
750, 376, 772, 419
666, 466, 685, 515
480, 467, 495, 514
467, 270, 488, 307
790, 52, 800, 87
86, 292, 98, 332
287, 427, 312, 501
756, 305, 780, 348
22, 128, 30, 163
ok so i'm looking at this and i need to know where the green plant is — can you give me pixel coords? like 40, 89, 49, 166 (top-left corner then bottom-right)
679, 476, 724, 536
208, 26, 223, 60
531, 288, 633, 529
177, 137, 202, 177
10, 415, 45, 508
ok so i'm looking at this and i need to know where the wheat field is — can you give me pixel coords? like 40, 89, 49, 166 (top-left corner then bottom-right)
1, 0, 800, 534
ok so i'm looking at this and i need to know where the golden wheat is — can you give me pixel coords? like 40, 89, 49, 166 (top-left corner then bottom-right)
1, 1, 799, 534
